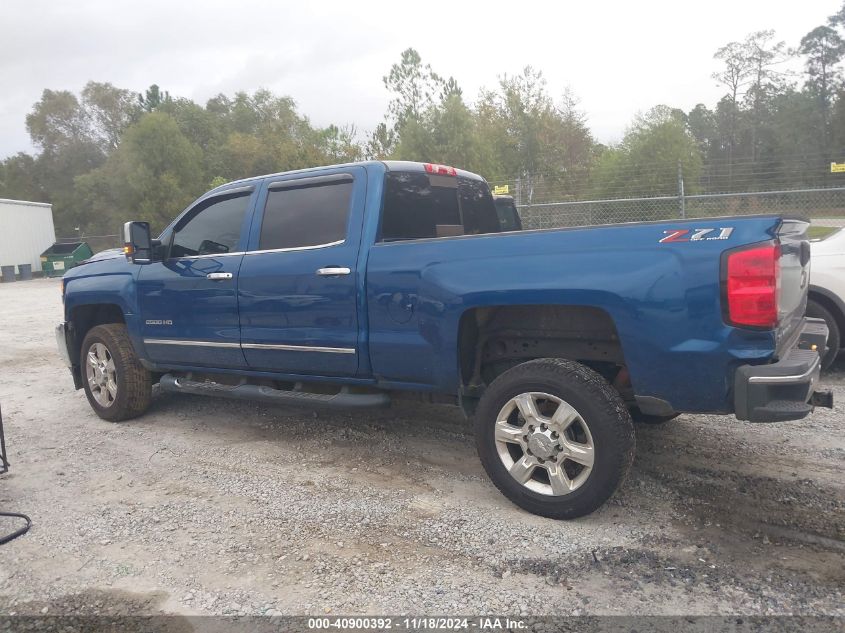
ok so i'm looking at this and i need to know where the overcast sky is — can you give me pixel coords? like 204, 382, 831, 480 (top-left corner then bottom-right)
0, 0, 839, 159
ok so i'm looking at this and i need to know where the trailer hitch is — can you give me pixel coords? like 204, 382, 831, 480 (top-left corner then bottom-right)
811, 390, 834, 409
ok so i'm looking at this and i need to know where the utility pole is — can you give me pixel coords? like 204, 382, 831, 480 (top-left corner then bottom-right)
677, 160, 686, 219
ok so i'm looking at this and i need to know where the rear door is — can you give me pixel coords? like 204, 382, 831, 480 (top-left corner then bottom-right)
367, 169, 501, 385
237, 167, 367, 376
137, 186, 256, 368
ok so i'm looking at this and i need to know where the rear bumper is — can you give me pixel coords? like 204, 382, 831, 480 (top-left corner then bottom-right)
734, 317, 833, 422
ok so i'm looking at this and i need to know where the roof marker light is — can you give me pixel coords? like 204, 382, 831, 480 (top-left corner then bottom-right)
424, 163, 457, 176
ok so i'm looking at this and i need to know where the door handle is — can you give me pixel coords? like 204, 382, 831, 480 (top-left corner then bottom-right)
206, 272, 233, 281
316, 267, 351, 276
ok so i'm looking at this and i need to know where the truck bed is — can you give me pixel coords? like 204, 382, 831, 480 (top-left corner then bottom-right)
365, 214, 800, 413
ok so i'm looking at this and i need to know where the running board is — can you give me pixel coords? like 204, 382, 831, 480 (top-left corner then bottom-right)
158, 374, 390, 409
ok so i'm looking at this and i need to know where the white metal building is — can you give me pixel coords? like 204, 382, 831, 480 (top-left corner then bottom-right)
0, 198, 56, 273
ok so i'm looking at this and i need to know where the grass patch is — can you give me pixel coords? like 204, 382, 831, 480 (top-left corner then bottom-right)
808, 225, 839, 240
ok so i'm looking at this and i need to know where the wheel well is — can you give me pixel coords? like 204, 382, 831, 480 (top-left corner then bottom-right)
70, 304, 126, 362
808, 290, 845, 344
458, 305, 629, 399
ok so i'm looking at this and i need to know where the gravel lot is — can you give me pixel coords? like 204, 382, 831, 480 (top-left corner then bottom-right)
0, 278, 842, 617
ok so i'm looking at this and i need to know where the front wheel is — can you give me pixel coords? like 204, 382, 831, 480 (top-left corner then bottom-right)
81, 324, 152, 422
475, 358, 635, 519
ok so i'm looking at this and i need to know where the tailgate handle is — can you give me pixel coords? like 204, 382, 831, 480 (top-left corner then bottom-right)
800, 241, 811, 266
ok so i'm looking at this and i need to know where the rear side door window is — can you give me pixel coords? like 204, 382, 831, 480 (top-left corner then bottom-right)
258, 177, 354, 250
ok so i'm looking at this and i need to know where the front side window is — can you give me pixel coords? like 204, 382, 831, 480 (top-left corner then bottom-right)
170, 192, 251, 258
259, 179, 353, 250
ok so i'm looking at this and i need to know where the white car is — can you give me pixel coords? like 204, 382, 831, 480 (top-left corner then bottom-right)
809, 227, 845, 369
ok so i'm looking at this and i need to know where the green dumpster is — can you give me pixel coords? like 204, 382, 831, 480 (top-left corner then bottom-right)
40, 242, 94, 278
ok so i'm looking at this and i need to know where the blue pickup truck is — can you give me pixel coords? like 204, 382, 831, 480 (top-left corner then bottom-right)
56, 160, 832, 518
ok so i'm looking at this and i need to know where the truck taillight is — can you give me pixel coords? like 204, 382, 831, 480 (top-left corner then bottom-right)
724, 241, 780, 329
424, 163, 457, 176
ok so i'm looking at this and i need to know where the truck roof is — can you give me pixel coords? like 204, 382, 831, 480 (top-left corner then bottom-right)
208, 160, 485, 196
381, 161, 485, 181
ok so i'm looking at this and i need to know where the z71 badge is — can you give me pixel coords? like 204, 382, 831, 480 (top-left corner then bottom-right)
659, 227, 734, 243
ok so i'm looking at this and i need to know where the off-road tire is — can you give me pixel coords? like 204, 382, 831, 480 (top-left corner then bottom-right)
806, 299, 841, 370
475, 358, 635, 519
81, 324, 152, 422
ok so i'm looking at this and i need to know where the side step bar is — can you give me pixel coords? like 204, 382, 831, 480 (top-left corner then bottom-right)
158, 374, 390, 409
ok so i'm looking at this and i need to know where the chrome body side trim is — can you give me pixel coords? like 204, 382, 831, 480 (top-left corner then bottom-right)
241, 343, 356, 354
144, 339, 241, 349
165, 239, 345, 262
244, 239, 345, 257
746, 356, 820, 384
143, 339, 356, 354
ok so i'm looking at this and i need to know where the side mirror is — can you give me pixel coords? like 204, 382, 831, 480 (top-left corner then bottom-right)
123, 221, 158, 264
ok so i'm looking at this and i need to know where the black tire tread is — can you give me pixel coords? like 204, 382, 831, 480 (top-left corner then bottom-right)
81, 323, 152, 422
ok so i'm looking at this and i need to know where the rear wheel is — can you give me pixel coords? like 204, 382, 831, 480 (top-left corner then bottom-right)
806, 299, 841, 370
475, 358, 635, 519
81, 324, 152, 421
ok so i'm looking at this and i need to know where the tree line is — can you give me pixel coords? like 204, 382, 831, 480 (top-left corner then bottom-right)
3, 5, 845, 235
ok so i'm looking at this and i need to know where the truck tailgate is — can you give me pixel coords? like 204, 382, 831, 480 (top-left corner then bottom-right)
776, 218, 811, 356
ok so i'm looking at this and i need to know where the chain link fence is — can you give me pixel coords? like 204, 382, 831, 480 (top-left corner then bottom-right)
509, 187, 845, 230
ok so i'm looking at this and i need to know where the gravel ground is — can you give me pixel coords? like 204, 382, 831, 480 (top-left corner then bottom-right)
0, 278, 842, 617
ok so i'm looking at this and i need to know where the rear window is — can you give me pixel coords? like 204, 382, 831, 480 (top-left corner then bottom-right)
461, 178, 502, 235
380, 172, 500, 241
494, 198, 522, 232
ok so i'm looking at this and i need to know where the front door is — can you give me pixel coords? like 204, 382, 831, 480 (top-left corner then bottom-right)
237, 168, 366, 376
137, 187, 256, 368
